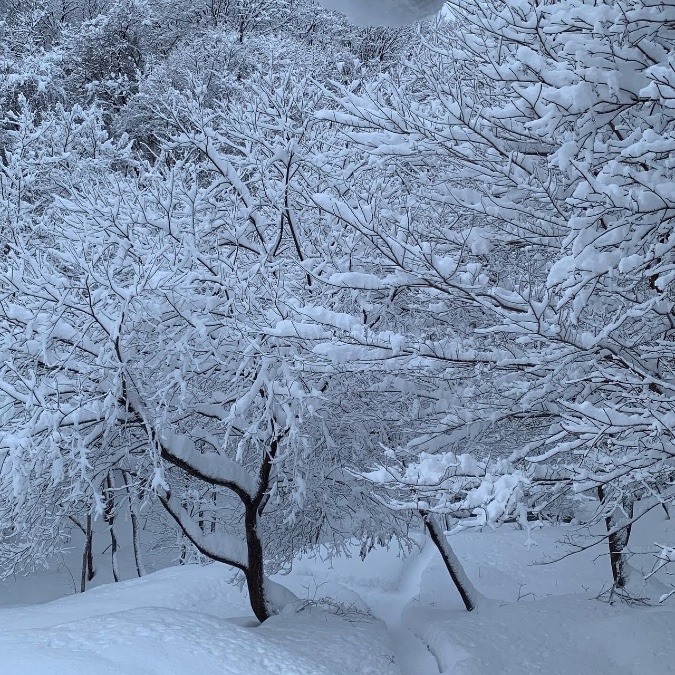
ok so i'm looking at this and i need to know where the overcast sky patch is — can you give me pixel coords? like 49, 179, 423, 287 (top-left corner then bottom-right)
315, 0, 445, 26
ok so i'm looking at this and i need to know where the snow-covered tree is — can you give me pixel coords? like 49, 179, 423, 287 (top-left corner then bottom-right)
0, 66, 412, 619
312, 1, 675, 597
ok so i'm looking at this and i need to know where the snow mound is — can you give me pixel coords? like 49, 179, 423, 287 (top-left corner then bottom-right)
413, 595, 675, 675
0, 607, 327, 675
0, 564, 399, 674
0, 564, 249, 630
262, 609, 396, 675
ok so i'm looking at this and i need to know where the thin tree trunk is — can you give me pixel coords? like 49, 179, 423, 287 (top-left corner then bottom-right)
178, 500, 189, 564
211, 491, 217, 534
598, 487, 634, 589
80, 513, 95, 592
121, 470, 146, 577
104, 473, 120, 582
421, 511, 482, 612
80, 545, 87, 594
86, 514, 95, 582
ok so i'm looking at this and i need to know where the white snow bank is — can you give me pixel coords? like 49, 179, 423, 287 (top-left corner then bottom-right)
413, 595, 675, 675
261, 609, 397, 675
279, 517, 675, 675
0, 564, 399, 674
0, 564, 249, 630
1, 607, 325, 675
284, 541, 411, 595
3, 510, 675, 675
399, 514, 675, 674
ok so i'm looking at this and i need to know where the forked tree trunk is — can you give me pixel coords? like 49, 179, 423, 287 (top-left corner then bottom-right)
158, 430, 291, 623
598, 487, 634, 589
163, 488, 275, 622
421, 511, 482, 612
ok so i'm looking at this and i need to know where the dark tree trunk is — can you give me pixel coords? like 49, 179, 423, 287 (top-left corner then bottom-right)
80, 539, 87, 593
244, 503, 270, 623
211, 491, 217, 534
80, 513, 95, 592
244, 434, 283, 623
86, 514, 95, 582
598, 487, 634, 589
157, 422, 289, 623
104, 473, 120, 582
121, 470, 146, 577
421, 511, 482, 612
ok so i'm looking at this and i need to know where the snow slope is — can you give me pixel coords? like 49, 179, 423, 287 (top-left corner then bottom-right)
1, 512, 674, 674
413, 595, 674, 675
280, 513, 675, 674
0, 565, 397, 675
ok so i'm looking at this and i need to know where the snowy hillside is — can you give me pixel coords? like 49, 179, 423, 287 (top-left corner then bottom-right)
2, 514, 674, 674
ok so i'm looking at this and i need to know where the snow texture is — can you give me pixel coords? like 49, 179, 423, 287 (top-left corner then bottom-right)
2, 513, 675, 674
0, 565, 397, 675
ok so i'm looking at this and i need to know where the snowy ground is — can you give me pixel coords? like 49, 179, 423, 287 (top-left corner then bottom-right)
1, 512, 674, 674
0, 564, 396, 674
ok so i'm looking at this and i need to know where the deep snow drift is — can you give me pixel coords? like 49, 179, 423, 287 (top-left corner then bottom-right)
1, 513, 674, 674
0, 564, 396, 675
